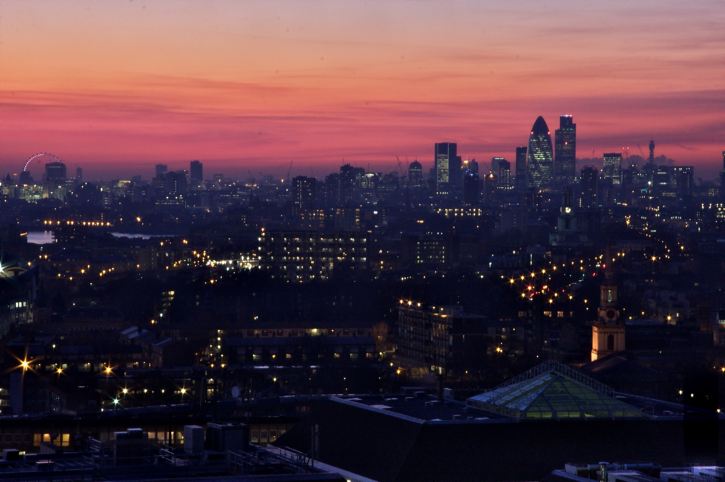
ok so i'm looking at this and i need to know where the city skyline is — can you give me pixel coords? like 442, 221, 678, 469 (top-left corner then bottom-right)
1, 0, 724, 178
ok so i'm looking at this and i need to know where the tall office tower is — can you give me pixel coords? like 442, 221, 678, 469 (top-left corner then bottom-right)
189, 160, 203, 187
653, 166, 673, 198
515, 146, 528, 190
526, 116, 554, 188
165, 170, 188, 197
720, 151, 725, 202
648, 140, 655, 164
339, 164, 364, 204
434, 142, 458, 196
408, 161, 423, 188
602, 153, 623, 185
44, 161, 67, 183
463, 171, 480, 205
671, 166, 694, 201
463, 159, 479, 176
155, 164, 168, 179
555, 115, 576, 184
323, 173, 341, 207
291, 175, 317, 211
491, 157, 512, 190
579, 166, 598, 208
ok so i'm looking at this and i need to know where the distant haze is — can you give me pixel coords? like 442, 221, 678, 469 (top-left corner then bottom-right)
1, 0, 723, 180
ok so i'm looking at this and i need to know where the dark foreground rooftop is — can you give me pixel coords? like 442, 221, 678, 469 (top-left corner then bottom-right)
276, 363, 725, 481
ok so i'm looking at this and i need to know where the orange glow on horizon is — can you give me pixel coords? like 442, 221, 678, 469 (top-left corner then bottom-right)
0, 1, 723, 178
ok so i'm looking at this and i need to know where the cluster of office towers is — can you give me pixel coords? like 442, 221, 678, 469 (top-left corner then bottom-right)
431, 115, 577, 196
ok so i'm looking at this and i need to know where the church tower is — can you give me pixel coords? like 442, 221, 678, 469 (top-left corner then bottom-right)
591, 269, 625, 361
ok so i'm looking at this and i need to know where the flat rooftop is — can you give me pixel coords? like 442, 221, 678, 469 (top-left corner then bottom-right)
332, 393, 506, 424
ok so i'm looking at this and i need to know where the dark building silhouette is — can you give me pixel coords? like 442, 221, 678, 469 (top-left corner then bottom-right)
515, 146, 528, 190
189, 160, 203, 187
491, 157, 512, 191
44, 161, 67, 184
407, 161, 423, 188
164, 170, 188, 197
18, 170, 33, 185
463, 170, 481, 205
720, 151, 725, 201
339, 164, 364, 205
672, 166, 694, 201
555, 114, 576, 185
292, 176, 317, 211
463, 158, 479, 176
527, 116, 554, 188
154, 163, 168, 179
579, 166, 599, 208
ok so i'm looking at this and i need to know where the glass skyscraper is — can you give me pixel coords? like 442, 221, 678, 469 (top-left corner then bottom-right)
435, 142, 459, 196
555, 115, 576, 185
526, 116, 554, 188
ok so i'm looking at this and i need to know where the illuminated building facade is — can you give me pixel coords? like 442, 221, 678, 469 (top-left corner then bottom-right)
291, 176, 317, 212
434, 142, 460, 196
258, 229, 369, 282
591, 272, 625, 361
602, 152, 623, 186
526, 116, 554, 188
396, 301, 522, 378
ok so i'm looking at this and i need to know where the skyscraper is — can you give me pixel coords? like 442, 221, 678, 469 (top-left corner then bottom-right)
579, 166, 598, 208
291, 175, 317, 211
491, 157, 512, 191
720, 151, 725, 202
463, 159, 479, 176
463, 171, 480, 205
555, 115, 576, 185
526, 116, 554, 188
44, 161, 67, 184
672, 166, 694, 201
602, 153, 623, 185
515, 146, 528, 191
434, 142, 459, 196
155, 164, 168, 179
339, 164, 365, 205
189, 160, 203, 187
408, 161, 423, 189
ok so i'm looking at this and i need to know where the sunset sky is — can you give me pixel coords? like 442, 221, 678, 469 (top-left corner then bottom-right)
1, 0, 724, 179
